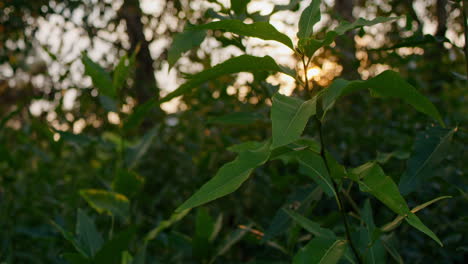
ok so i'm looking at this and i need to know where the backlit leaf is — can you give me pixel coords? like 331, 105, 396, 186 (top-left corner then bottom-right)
195, 20, 294, 49
176, 141, 271, 212
271, 93, 316, 148
160, 55, 289, 104
82, 54, 114, 98
168, 25, 206, 68
297, 0, 321, 39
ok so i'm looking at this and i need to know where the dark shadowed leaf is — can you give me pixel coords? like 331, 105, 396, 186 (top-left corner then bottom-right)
296, 150, 336, 198
284, 209, 336, 239
399, 127, 455, 195
112, 170, 144, 198
125, 125, 159, 169
76, 209, 103, 257
293, 237, 347, 264
93, 228, 135, 263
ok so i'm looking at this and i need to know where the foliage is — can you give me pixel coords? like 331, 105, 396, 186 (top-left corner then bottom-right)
0, 0, 467, 264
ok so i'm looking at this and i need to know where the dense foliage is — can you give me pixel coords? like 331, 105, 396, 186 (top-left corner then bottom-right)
0, 0, 467, 263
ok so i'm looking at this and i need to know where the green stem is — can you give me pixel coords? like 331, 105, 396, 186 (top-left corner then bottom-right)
315, 117, 363, 264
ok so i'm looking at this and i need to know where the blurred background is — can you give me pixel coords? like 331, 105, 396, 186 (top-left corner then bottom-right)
0, 0, 467, 263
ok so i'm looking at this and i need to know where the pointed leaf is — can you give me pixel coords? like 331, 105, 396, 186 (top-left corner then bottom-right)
176, 141, 271, 212
399, 127, 455, 195
82, 54, 115, 98
360, 201, 385, 264
195, 20, 293, 49
351, 163, 409, 215
293, 237, 347, 264
271, 93, 317, 148
284, 209, 335, 239
168, 25, 206, 68
405, 213, 442, 246
125, 125, 159, 169
79, 189, 130, 219
51, 221, 89, 257
297, 0, 321, 39
300, 17, 398, 56
160, 55, 289, 104
76, 209, 104, 257
320, 71, 444, 126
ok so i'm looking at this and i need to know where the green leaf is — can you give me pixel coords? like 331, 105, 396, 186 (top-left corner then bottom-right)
320, 70, 444, 125
176, 141, 271, 212
145, 209, 191, 241
351, 163, 409, 215
82, 54, 115, 98
262, 186, 322, 242
296, 150, 336, 198
300, 17, 398, 56
51, 221, 89, 257
113, 49, 137, 91
112, 170, 144, 198
160, 55, 289, 104
93, 228, 135, 263
76, 209, 104, 257
231, 0, 250, 14
297, 0, 321, 39
168, 25, 206, 68
321, 78, 348, 120
405, 213, 442, 246
79, 189, 130, 219
207, 112, 263, 125
360, 201, 385, 264
195, 20, 294, 49
271, 93, 316, 148
381, 234, 404, 264
284, 209, 335, 239
399, 127, 455, 195
125, 125, 159, 169
381, 196, 451, 232
293, 237, 347, 264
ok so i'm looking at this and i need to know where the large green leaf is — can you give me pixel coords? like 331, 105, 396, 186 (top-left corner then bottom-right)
76, 209, 103, 257
300, 17, 398, 56
82, 54, 114, 98
168, 25, 206, 68
271, 93, 316, 148
297, 0, 321, 39
160, 55, 288, 104
80, 189, 130, 219
399, 127, 455, 195
351, 163, 409, 215
293, 237, 347, 264
231, 0, 250, 14
350, 163, 442, 245
296, 150, 336, 198
320, 70, 444, 125
176, 141, 271, 212
195, 20, 294, 49
284, 209, 335, 239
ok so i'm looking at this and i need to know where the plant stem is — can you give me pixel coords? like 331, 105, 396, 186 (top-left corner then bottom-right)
462, 0, 468, 80
315, 117, 363, 264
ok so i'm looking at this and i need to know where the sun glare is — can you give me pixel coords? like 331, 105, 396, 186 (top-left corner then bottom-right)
307, 66, 322, 79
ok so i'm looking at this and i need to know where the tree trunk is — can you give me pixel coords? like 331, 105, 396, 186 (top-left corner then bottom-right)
334, 0, 360, 79
119, 0, 159, 104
